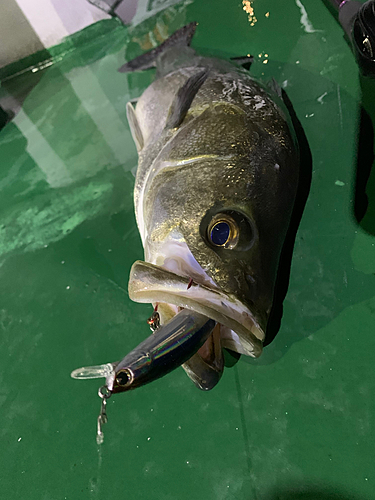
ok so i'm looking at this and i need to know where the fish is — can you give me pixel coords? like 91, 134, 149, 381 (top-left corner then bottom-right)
71, 22, 300, 442
122, 22, 299, 385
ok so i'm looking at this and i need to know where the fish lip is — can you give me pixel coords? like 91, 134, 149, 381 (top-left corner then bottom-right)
128, 260, 265, 358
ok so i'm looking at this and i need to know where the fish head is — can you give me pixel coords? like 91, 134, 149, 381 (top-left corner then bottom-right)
129, 102, 299, 357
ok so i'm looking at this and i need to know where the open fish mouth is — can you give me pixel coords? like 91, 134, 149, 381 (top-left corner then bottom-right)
128, 260, 265, 358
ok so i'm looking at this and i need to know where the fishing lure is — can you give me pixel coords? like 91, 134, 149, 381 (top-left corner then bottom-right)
71, 309, 215, 443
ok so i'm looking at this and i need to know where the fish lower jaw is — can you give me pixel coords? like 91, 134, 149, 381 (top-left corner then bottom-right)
128, 260, 265, 358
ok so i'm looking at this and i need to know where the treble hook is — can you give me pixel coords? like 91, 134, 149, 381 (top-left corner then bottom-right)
147, 304, 160, 332
96, 385, 112, 445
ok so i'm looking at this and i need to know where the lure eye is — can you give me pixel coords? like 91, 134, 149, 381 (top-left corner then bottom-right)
207, 214, 239, 249
115, 369, 133, 387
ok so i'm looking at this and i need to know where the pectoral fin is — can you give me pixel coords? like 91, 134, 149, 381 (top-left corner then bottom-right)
165, 68, 209, 129
126, 102, 144, 151
182, 323, 224, 391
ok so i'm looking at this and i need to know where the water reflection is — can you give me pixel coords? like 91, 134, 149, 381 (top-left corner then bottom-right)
0, 37, 138, 260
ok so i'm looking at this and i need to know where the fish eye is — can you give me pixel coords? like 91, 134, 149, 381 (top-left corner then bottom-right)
115, 369, 134, 387
207, 214, 239, 249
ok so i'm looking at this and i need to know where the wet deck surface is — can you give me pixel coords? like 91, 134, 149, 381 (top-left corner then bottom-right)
0, 1, 374, 499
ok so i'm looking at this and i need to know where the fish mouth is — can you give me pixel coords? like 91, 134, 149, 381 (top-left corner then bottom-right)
128, 260, 265, 358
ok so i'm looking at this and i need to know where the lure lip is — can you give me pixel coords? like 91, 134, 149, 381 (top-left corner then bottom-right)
128, 260, 264, 357
70, 362, 118, 390
70, 362, 116, 380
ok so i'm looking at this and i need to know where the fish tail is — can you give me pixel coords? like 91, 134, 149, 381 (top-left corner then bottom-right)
118, 22, 198, 73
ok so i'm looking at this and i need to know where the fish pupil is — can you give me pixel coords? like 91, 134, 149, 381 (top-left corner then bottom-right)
210, 222, 230, 246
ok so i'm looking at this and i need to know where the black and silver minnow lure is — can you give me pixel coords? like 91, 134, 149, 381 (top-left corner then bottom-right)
71, 309, 215, 443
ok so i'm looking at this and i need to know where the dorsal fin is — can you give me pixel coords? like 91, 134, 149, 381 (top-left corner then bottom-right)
230, 55, 254, 71
118, 22, 198, 73
165, 68, 209, 129
126, 102, 144, 151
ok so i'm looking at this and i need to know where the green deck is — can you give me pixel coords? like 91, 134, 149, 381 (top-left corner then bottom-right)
0, 1, 374, 499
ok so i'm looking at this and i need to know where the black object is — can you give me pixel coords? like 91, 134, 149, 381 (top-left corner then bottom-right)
326, 0, 375, 77
352, 1, 375, 77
